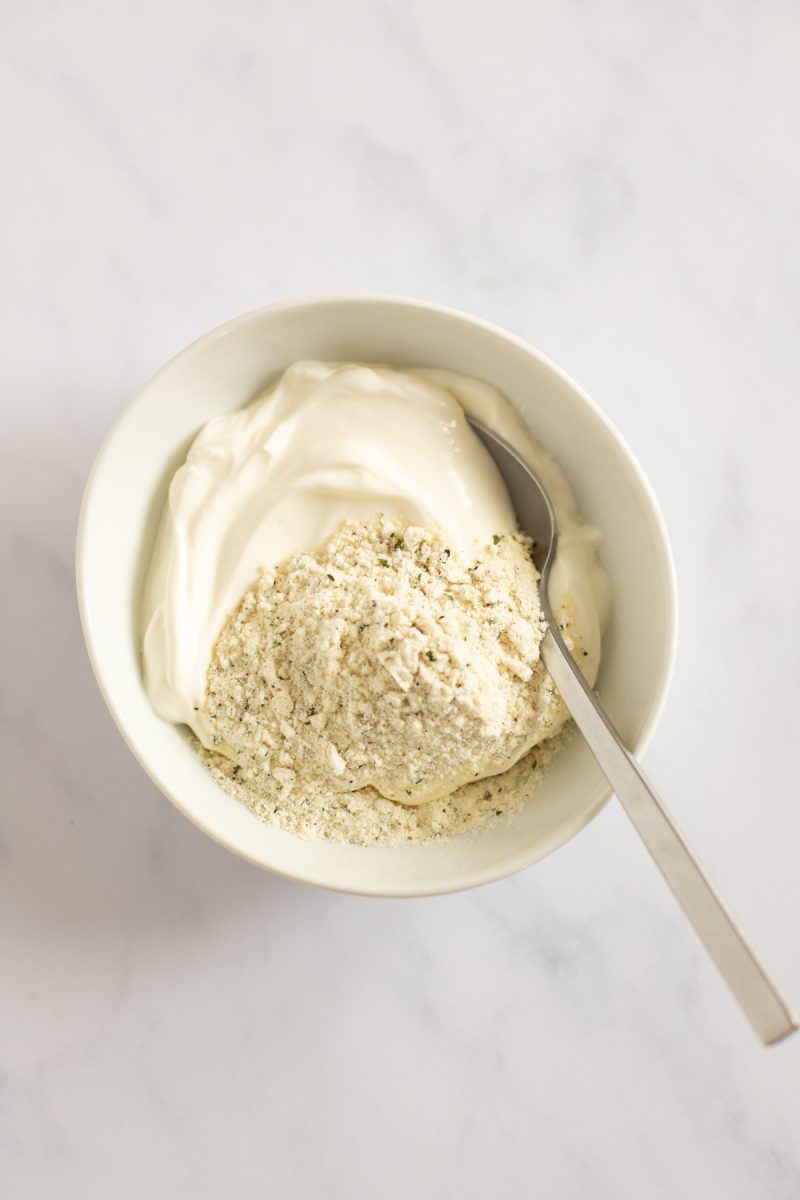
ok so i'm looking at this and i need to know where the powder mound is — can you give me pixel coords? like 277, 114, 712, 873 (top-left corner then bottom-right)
203, 516, 567, 812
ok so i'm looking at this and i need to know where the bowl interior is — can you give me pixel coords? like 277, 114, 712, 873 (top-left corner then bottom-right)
77, 297, 676, 896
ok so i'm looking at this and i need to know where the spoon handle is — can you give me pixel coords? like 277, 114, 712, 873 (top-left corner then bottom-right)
540, 627, 797, 1045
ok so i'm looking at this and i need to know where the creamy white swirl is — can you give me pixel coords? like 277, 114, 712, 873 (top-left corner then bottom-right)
142, 363, 609, 746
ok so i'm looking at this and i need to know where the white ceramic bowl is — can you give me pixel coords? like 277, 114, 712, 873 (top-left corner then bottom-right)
77, 296, 677, 896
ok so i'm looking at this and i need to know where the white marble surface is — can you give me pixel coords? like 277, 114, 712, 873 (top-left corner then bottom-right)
2, 1, 799, 1195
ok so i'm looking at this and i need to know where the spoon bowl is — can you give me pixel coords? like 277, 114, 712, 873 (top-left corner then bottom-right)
468, 417, 557, 597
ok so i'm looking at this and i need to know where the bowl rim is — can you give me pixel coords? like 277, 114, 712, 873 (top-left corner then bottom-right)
76, 293, 679, 896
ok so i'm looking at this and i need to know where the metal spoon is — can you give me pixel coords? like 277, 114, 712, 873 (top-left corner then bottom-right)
469, 417, 797, 1045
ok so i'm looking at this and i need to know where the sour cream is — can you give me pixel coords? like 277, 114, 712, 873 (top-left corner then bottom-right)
142, 363, 608, 744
